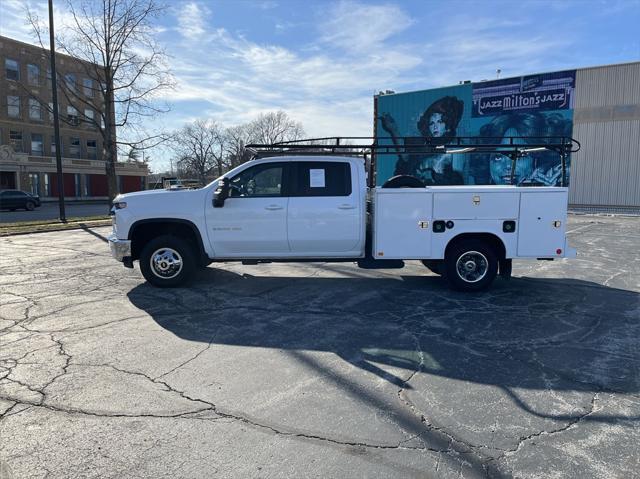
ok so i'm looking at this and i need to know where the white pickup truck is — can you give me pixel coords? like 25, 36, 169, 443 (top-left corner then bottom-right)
109, 137, 576, 291
108, 138, 577, 291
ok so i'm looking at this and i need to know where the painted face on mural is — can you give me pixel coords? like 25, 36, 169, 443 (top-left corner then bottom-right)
489, 128, 534, 185
490, 154, 534, 185
428, 113, 447, 137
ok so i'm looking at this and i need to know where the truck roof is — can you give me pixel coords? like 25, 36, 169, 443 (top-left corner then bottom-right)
250, 155, 364, 163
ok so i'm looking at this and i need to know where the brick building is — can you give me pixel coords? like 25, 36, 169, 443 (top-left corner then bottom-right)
0, 35, 147, 200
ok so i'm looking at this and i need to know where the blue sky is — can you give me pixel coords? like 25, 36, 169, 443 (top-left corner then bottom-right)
1, 0, 639, 170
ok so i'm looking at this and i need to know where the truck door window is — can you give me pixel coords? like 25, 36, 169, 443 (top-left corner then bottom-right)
229, 163, 285, 197
293, 162, 351, 196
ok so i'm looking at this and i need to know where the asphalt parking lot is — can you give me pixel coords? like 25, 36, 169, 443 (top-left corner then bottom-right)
0, 214, 638, 478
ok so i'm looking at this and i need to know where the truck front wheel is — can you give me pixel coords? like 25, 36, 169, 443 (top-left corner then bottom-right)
139, 235, 196, 287
444, 239, 498, 292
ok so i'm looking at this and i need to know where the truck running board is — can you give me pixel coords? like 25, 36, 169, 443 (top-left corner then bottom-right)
357, 258, 405, 269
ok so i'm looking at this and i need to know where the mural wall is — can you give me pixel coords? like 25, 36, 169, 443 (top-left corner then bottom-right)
375, 70, 576, 186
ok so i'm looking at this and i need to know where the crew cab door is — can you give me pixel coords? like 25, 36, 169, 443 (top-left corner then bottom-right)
287, 161, 362, 255
205, 162, 290, 257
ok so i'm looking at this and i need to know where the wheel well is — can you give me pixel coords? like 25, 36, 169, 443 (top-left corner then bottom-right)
129, 220, 205, 261
445, 233, 506, 260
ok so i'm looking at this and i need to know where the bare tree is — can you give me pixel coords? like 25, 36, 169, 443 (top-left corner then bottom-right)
171, 119, 226, 185
127, 146, 141, 162
246, 110, 305, 145
28, 0, 173, 202
170, 111, 306, 182
224, 124, 253, 169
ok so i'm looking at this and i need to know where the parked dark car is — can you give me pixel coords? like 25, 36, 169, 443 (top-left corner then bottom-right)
0, 190, 41, 211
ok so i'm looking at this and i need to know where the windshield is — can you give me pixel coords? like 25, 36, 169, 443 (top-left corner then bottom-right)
205, 161, 259, 188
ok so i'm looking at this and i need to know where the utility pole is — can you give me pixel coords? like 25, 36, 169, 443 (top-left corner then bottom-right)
48, 0, 66, 222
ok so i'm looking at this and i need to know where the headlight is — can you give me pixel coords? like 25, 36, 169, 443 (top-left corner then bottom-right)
113, 201, 127, 209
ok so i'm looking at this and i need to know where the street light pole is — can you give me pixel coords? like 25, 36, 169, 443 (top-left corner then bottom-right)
48, 0, 66, 222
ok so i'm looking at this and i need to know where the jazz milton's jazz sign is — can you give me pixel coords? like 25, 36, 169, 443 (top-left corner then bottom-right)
472, 70, 576, 117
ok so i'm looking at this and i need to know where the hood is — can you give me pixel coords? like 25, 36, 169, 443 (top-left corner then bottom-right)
114, 188, 199, 201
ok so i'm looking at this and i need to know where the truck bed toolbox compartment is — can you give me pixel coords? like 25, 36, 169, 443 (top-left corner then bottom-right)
433, 192, 519, 219
373, 190, 432, 259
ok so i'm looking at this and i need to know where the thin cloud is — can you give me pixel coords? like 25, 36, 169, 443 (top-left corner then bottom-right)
175, 1, 211, 40
319, 0, 414, 54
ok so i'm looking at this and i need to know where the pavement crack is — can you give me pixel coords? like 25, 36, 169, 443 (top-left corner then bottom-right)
155, 336, 215, 380
490, 391, 600, 467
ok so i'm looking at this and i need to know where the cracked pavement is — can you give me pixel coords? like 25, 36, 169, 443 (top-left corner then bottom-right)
0, 214, 639, 478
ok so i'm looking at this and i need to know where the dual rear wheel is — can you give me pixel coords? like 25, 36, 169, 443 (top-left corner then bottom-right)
424, 239, 499, 292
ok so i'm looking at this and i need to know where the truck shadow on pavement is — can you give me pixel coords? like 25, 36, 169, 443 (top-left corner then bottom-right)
127, 268, 638, 476
127, 267, 639, 423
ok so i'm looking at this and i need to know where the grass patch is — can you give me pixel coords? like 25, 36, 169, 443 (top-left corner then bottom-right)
0, 215, 110, 228
0, 217, 111, 236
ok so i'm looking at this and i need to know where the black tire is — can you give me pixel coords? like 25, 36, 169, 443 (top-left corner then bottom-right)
139, 235, 197, 287
381, 175, 425, 188
25, 201, 35, 211
444, 239, 498, 292
422, 259, 444, 275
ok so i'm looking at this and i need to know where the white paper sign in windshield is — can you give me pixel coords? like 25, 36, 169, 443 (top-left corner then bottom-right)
310, 169, 326, 188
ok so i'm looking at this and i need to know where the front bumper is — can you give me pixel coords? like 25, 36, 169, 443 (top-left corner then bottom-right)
108, 234, 131, 262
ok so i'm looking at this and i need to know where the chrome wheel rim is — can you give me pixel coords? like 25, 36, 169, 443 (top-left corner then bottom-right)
150, 248, 183, 279
456, 251, 488, 283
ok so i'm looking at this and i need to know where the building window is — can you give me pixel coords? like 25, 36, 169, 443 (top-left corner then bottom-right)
51, 135, 59, 155
31, 133, 44, 156
46, 68, 52, 87
29, 173, 40, 196
70, 137, 81, 158
83, 78, 93, 97
84, 108, 94, 127
67, 106, 79, 126
29, 99, 43, 120
9, 130, 23, 152
7, 95, 20, 118
27, 64, 40, 86
5, 59, 19, 81
64, 73, 76, 92
44, 173, 52, 196
86, 139, 97, 160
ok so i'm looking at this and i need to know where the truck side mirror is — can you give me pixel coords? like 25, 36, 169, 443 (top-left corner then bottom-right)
213, 177, 230, 208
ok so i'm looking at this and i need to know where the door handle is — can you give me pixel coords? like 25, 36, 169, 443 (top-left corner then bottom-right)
338, 204, 356, 210
265, 205, 284, 210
